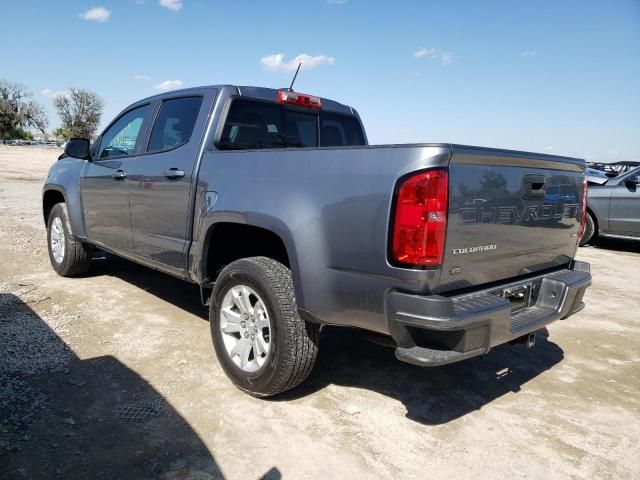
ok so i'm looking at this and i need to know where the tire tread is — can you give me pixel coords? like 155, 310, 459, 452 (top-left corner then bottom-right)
246, 257, 319, 396
211, 256, 320, 397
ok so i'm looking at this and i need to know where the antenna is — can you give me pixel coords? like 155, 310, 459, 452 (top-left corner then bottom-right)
288, 62, 302, 91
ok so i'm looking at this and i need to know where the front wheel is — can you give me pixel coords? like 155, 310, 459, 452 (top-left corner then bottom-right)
47, 203, 91, 276
209, 257, 320, 397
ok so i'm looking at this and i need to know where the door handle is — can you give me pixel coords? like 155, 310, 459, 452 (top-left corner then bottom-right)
112, 169, 127, 180
164, 168, 185, 179
522, 174, 545, 200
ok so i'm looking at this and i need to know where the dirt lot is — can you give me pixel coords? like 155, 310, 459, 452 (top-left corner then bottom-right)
1, 145, 639, 480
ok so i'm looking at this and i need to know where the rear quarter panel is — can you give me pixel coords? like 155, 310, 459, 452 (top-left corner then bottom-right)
192, 144, 451, 333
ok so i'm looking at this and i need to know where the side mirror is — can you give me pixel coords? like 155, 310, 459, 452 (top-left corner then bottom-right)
63, 138, 91, 160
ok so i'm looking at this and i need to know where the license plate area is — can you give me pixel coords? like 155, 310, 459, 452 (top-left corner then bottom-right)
503, 283, 532, 314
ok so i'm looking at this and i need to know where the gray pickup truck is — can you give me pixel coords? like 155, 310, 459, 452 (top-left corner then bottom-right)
43, 85, 592, 396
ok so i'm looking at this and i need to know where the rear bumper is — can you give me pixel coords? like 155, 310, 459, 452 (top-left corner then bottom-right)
385, 261, 591, 366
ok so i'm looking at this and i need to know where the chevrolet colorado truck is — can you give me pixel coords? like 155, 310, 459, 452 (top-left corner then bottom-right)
43, 85, 592, 396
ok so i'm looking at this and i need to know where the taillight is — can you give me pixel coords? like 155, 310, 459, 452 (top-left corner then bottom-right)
391, 169, 448, 266
278, 90, 322, 109
577, 177, 588, 241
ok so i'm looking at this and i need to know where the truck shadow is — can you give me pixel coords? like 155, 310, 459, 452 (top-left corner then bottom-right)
586, 237, 640, 254
88, 252, 209, 320
82, 253, 565, 427
280, 327, 565, 426
0, 293, 224, 479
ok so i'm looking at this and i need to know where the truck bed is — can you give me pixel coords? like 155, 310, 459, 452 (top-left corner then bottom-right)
196, 142, 585, 334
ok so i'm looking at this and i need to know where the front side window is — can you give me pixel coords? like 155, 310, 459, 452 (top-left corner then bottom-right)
147, 96, 203, 152
97, 105, 149, 159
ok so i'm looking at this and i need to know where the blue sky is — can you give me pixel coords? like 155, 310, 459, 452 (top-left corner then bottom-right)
1, 0, 638, 161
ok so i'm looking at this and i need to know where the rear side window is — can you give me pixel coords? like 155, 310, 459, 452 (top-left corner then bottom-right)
218, 99, 365, 150
148, 97, 203, 152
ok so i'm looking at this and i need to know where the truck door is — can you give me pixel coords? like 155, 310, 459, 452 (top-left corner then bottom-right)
126, 92, 213, 271
608, 168, 640, 237
80, 103, 151, 251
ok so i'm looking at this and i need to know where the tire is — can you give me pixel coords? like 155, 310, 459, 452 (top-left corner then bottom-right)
209, 257, 320, 397
47, 203, 91, 276
579, 212, 596, 246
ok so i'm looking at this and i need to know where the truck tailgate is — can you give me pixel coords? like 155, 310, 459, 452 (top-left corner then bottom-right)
439, 146, 585, 293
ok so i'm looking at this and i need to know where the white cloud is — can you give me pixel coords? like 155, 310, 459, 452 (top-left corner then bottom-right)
545, 146, 554, 151
260, 53, 335, 73
328, 0, 348, 4
159, 0, 183, 11
80, 6, 111, 22
40, 88, 70, 99
135, 0, 145, 4
608, 149, 619, 155
155, 80, 183, 91
413, 48, 437, 59
521, 51, 537, 57
413, 48, 453, 65
133, 74, 152, 81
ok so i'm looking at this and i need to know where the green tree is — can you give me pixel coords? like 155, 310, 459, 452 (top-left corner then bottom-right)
54, 88, 104, 140
53, 127, 68, 139
0, 80, 48, 140
6, 127, 33, 140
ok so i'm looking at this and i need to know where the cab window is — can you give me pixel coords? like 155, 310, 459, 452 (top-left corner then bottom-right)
319, 111, 365, 147
218, 99, 366, 150
219, 99, 317, 149
147, 97, 203, 152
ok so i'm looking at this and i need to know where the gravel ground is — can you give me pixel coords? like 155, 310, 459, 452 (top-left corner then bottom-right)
1, 145, 639, 479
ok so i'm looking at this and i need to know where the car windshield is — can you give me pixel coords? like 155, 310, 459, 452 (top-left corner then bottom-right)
621, 166, 640, 182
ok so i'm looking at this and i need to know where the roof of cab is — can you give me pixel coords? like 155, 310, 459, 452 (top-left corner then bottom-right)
135, 85, 355, 116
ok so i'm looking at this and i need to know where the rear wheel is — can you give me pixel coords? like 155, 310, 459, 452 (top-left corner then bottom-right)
579, 212, 596, 246
209, 257, 320, 397
47, 203, 91, 276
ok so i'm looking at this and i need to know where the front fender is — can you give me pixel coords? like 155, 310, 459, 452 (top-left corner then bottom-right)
586, 190, 611, 233
43, 158, 87, 238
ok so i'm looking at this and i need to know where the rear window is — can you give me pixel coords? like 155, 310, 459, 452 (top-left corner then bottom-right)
319, 111, 365, 147
218, 99, 365, 150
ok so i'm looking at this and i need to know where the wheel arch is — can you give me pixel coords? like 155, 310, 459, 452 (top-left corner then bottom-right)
42, 185, 86, 239
42, 186, 68, 225
586, 206, 599, 234
199, 218, 304, 305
